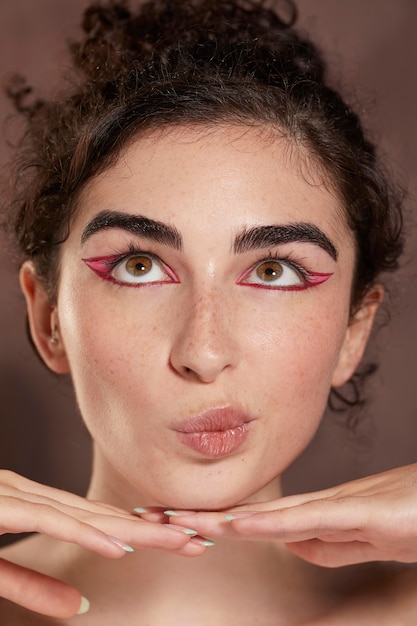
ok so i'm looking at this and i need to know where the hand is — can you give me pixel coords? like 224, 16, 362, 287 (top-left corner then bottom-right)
156, 464, 417, 568
0, 470, 207, 619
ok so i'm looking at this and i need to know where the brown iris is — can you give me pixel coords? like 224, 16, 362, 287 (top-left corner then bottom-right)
256, 260, 284, 282
125, 256, 152, 276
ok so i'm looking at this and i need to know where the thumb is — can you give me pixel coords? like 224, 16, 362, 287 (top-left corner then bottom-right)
0, 558, 89, 618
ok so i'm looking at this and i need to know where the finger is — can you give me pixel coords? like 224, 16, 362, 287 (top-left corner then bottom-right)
132, 507, 168, 524
286, 539, 384, 568
106, 519, 200, 551
2, 495, 203, 555
0, 472, 133, 521
130, 513, 216, 555
46, 508, 199, 553
164, 507, 329, 540
225, 497, 374, 541
0, 473, 210, 556
0, 558, 86, 618
170, 536, 215, 557
160, 491, 348, 539
0, 472, 97, 510
0, 497, 129, 558
165, 511, 235, 539
4, 488, 134, 522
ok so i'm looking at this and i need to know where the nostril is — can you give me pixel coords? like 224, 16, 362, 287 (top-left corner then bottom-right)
169, 318, 238, 383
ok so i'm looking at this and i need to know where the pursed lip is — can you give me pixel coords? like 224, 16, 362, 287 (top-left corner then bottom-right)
173, 406, 254, 457
174, 406, 254, 433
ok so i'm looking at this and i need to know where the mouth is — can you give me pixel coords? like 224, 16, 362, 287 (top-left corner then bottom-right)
173, 407, 253, 458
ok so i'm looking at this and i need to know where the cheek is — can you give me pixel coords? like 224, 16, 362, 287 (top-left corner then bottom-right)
239, 307, 349, 478
242, 298, 349, 427
245, 303, 347, 390
57, 283, 162, 425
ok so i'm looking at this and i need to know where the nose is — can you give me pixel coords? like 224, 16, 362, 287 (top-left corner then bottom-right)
169, 289, 239, 383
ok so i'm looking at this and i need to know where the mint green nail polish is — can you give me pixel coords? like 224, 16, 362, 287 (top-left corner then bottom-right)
107, 536, 135, 552
195, 538, 215, 547
76, 596, 90, 615
225, 512, 257, 521
124, 545, 135, 553
133, 507, 148, 514
164, 509, 197, 516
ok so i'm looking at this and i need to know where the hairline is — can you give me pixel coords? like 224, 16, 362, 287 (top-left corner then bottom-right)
51, 119, 355, 299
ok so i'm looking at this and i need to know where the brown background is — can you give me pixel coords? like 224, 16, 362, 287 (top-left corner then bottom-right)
0, 0, 416, 500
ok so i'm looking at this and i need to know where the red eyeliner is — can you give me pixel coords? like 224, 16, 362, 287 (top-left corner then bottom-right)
82, 255, 120, 279
303, 271, 334, 286
238, 270, 334, 291
82, 254, 179, 285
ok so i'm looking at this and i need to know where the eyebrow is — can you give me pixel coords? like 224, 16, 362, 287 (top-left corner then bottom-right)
81, 210, 183, 250
81, 211, 337, 261
233, 223, 338, 260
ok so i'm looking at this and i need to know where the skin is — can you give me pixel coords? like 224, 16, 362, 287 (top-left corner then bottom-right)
29, 124, 369, 511
1, 124, 416, 624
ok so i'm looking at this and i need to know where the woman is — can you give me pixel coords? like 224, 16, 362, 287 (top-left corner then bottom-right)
1, 0, 416, 623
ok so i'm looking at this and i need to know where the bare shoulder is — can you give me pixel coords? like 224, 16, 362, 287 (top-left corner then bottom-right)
374, 563, 417, 610
315, 563, 417, 625
355, 561, 417, 595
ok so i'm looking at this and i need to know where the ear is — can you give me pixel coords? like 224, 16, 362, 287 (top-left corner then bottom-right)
20, 261, 70, 374
331, 285, 384, 388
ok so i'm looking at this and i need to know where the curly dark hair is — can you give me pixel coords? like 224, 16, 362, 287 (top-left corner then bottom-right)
3, 0, 404, 411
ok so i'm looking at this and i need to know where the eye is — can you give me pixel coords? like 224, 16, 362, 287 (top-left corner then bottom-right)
113, 254, 169, 284
83, 251, 177, 287
239, 258, 304, 289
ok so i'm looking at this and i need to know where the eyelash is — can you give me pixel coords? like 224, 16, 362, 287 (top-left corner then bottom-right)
260, 253, 308, 280
82, 244, 178, 286
94, 245, 150, 272
83, 246, 332, 291
237, 252, 332, 291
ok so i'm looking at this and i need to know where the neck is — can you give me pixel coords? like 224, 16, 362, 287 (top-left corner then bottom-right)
72, 533, 309, 624
82, 448, 310, 618
51, 449, 334, 624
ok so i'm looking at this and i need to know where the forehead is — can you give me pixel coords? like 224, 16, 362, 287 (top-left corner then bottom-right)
74, 124, 352, 246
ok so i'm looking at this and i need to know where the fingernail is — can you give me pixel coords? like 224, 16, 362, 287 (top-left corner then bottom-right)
77, 596, 90, 615
224, 512, 258, 521
133, 507, 148, 514
167, 524, 198, 536
106, 536, 135, 552
192, 537, 216, 547
164, 509, 196, 517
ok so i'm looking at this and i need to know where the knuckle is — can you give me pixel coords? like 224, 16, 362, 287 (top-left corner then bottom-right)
0, 470, 19, 489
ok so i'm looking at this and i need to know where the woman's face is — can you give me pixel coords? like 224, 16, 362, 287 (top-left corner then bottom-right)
25, 125, 376, 510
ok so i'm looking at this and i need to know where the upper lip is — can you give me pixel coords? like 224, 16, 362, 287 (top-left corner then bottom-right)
174, 406, 254, 433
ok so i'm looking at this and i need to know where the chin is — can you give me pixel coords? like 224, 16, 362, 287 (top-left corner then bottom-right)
162, 496, 243, 512
149, 481, 268, 512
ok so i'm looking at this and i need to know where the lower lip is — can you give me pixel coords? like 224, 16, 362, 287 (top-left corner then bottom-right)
177, 424, 249, 457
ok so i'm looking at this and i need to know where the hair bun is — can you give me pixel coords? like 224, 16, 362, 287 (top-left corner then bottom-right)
72, 0, 325, 88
